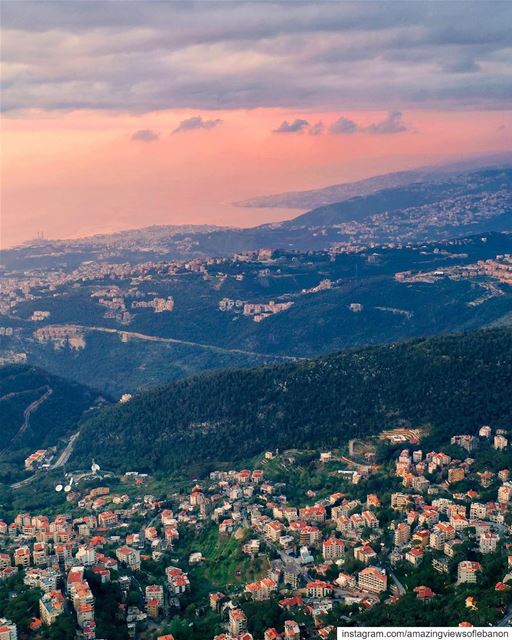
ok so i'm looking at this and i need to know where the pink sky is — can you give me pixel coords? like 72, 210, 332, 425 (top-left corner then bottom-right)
2, 108, 511, 248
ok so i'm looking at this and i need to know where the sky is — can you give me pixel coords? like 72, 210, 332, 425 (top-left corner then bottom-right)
1, 1, 512, 248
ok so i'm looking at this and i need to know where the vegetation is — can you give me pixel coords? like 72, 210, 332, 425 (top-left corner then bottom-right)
72, 328, 512, 475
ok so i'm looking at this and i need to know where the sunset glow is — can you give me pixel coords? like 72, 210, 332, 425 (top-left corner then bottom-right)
1, 1, 511, 247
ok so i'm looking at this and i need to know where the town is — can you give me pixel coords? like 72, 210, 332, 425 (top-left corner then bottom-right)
2, 422, 512, 639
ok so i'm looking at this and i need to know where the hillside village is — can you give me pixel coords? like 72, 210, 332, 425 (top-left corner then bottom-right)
2, 423, 512, 639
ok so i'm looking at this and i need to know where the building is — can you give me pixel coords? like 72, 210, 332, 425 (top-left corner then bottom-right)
494, 435, 508, 450
39, 591, 64, 626
284, 565, 301, 589
457, 561, 482, 584
115, 546, 141, 571
391, 493, 410, 510
229, 608, 247, 637
13, 546, 30, 568
448, 468, 465, 484
354, 545, 377, 564
284, 620, 300, 640
414, 586, 435, 603
479, 532, 499, 554
245, 578, 277, 601
451, 435, 478, 452
405, 548, 424, 567
0, 619, 17, 640
145, 584, 164, 608
306, 580, 333, 598
358, 567, 388, 593
322, 537, 345, 561
166, 567, 190, 594
394, 522, 411, 546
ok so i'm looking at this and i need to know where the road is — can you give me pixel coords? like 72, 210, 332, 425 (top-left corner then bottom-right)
10, 429, 81, 489
53, 430, 81, 468
388, 567, 406, 596
1, 385, 53, 454
41, 324, 300, 361
498, 605, 512, 627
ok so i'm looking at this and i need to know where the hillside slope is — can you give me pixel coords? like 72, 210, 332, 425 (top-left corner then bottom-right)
72, 328, 512, 475
237, 153, 512, 210
284, 168, 512, 228
0, 364, 105, 454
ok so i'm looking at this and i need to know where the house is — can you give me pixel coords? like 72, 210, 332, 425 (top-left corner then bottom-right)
405, 548, 424, 566
494, 435, 508, 450
414, 586, 435, 602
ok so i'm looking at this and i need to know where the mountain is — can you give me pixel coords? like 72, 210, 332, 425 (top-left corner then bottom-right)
2, 165, 511, 272
0, 364, 105, 459
2, 232, 511, 395
237, 153, 512, 210
283, 167, 512, 228
168, 167, 512, 253
71, 327, 512, 476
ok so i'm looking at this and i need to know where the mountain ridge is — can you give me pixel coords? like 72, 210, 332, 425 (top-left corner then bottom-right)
71, 327, 512, 476
236, 152, 512, 210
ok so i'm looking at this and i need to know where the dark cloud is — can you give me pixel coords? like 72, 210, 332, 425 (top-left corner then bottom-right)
365, 111, 407, 134
2, 2, 511, 113
330, 116, 359, 134
273, 119, 310, 133
172, 116, 223, 134
131, 129, 159, 142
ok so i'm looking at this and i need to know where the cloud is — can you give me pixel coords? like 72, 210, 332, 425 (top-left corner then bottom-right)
2, 2, 512, 113
329, 111, 408, 135
365, 111, 407, 134
131, 129, 159, 142
172, 116, 223, 134
309, 121, 325, 136
330, 116, 359, 134
273, 119, 310, 133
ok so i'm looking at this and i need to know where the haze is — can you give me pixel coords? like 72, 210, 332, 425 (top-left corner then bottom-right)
1, 1, 511, 248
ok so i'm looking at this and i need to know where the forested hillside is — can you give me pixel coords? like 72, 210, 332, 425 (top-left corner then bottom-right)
72, 328, 512, 475
0, 364, 105, 453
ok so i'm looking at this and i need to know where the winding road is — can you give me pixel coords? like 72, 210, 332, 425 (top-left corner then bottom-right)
1, 385, 53, 454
